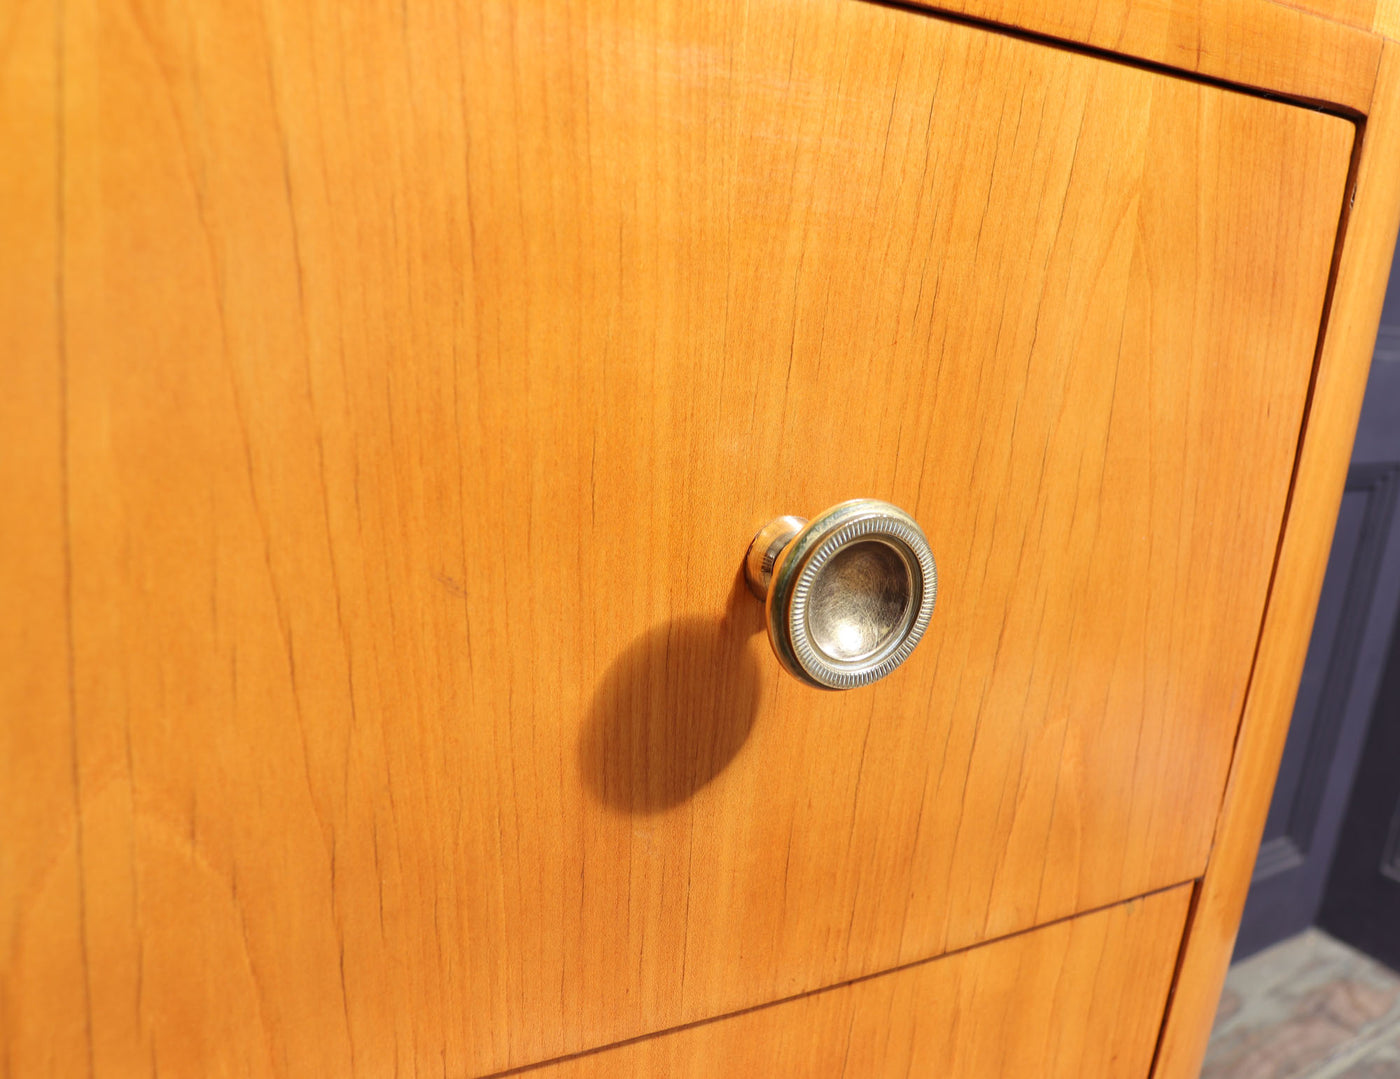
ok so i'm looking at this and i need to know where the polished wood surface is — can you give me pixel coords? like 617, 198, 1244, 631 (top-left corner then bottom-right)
1123, 0, 1400, 39
0, 0, 1367, 1075
906, 0, 1382, 112
1281, 0, 1379, 31
0, 2, 86, 1074
1265, 0, 1400, 36
1153, 40, 1400, 1079
526, 886, 1193, 1078
1378, 0, 1400, 36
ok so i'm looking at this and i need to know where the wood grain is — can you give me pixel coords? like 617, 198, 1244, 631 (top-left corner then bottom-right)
1262, 0, 1400, 43
4, 0, 1356, 1074
903, 0, 1382, 112
1262, 0, 1400, 37
0, 1, 93, 1074
523, 886, 1193, 1078
1153, 40, 1400, 1079
1277, 0, 1379, 31
1375, 0, 1400, 36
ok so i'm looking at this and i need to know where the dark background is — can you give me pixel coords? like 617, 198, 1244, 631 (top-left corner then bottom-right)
1237, 242, 1400, 964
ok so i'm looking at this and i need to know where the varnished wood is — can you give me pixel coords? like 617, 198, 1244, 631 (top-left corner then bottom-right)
1152, 41, 1400, 1079
1, 0, 1372, 1075
904, 0, 1382, 112
1041, 0, 1400, 45
1256, 0, 1400, 37
523, 886, 1193, 1078
1374, 0, 1400, 36
0, 2, 91, 1074
1280, 0, 1379, 32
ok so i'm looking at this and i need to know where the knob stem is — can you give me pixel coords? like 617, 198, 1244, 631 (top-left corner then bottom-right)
744, 516, 807, 599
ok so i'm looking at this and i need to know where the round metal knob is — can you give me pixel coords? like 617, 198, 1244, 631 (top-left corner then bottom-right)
743, 499, 937, 690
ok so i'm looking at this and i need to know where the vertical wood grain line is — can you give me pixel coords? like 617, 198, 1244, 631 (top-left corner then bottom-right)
53, 0, 94, 1072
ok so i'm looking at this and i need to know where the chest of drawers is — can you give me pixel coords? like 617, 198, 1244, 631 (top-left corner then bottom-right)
5, 0, 1400, 1076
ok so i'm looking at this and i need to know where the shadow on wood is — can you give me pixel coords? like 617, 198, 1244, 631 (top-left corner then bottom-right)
579, 571, 766, 814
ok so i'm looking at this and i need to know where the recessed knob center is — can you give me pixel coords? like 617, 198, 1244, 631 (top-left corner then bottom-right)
807, 540, 913, 662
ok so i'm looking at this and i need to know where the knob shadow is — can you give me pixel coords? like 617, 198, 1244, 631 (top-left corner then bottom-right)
578, 571, 766, 815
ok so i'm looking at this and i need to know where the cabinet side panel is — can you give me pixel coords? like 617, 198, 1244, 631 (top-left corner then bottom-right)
1154, 41, 1400, 1079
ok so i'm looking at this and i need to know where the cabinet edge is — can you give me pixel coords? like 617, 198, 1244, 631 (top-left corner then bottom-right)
1152, 38, 1400, 1079
887, 0, 1382, 114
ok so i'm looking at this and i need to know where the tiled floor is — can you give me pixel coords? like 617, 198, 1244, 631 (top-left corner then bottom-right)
1205, 929, 1400, 1078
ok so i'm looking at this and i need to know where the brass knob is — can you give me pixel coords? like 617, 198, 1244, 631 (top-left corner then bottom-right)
743, 499, 937, 689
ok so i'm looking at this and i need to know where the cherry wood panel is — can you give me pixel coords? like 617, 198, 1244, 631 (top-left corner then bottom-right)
1280, 0, 1378, 31
1154, 40, 1400, 1079
1264, 0, 1400, 38
0, 2, 91, 1074
904, 0, 1382, 112
525, 887, 1193, 1079
4, 0, 1355, 1075
1379, 1, 1400, 35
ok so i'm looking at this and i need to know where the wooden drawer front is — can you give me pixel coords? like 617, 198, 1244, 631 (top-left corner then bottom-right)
526, 885, 1194, 1078
9, 0, 1352, 1075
